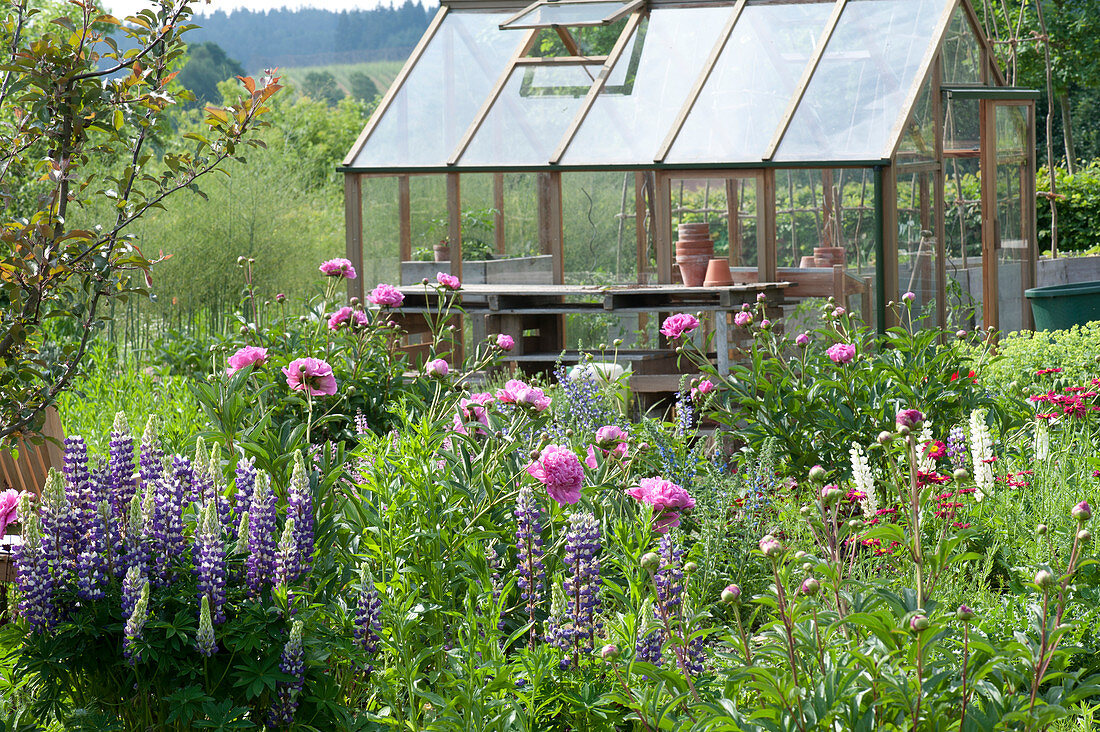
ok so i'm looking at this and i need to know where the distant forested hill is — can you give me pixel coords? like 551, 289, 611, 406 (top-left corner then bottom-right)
186, 2, 433, 73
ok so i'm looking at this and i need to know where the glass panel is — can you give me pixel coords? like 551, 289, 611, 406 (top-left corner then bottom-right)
459, 64, 601, 166
774, 0, 948, 162
561, 7, 734, 165
351, 12, 520, 168
666, 1, 834, 164
896, 172, 939, 326
503, 0, 630, 29
943, 155, 982, 329
896, 74, 936, 164
528, 18, 629, 57
996, 104, 1029, 333
941, 6, 983, 84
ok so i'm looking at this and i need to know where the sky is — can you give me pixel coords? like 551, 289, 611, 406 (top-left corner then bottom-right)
102, 0, 405, 17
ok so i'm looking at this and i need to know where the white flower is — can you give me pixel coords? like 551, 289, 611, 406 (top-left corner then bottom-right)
849, 442, 878, 518
917, 420, 935, 473
1034, 418, 1049, 461
969, 409, 994, 502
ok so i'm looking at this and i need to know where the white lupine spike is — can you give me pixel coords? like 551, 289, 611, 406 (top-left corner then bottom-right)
969, 408, 995, 502
849, 442, 878, 518
1034, 418, 1049, 461
917, 421, 935, 473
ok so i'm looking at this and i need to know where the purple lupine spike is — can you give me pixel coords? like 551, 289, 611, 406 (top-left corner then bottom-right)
515, 484, 545, 644
149, 472, 183, 586
206, 451, 233, 540
39, 470, 73, 579
246, 472, 277, 597
14, 496, 55, 633
288, 452, 313, 579
108, 412, 137, 522
269, 620, 305, 728
121, 492, 149, 577
123, 580, 150, 665
947, 425, 967, 469
193, 501, 227, 624
353, 567, 382, 675
63, 436, 91, 511
234, 454, 257, 519
686, 634, 706, 675
654, 533, 684, 616
635, 627, 665, 664
139, 416, 166, 490
76, 502, 111, 601
274, 517, 299, 590
122, 564, 144, 620
562, 511, 602, 656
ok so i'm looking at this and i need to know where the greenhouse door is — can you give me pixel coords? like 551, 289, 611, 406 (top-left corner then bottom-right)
978, 97, 1037, 334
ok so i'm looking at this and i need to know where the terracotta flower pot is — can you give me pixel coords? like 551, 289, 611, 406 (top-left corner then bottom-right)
678, 222, 711, 242
813, 246, 846, 268
799, 255, 817, 268
433, 243, 451, 263
676, 254, 712, 287
703, 258, 734, 287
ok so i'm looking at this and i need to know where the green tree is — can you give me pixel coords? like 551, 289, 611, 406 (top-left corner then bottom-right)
176, 41, 246, 107
0, 0, 280, 442
347, 70, 379, 103
302, 70, 345, 107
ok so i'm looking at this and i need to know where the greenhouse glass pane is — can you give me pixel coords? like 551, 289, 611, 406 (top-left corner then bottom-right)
351, 12, 520, 168
561, 6, 734, 165
941, 6, 983, 84
459, 64, 601, 166
665, 1, 834, 165
774, 0, 949, 162
896, 73, 935, 164
503, 0, 630, 29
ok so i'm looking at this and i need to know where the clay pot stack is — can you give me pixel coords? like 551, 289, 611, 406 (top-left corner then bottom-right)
813, 246, 846, 268
675, 223, 714, 287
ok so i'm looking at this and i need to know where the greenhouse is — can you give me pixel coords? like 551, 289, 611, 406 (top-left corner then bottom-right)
340, 0, 1037, 370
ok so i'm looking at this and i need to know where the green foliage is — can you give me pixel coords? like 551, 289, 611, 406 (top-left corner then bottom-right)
1038, 163, 1100, 253
346, 71, 378, 103
697, 300, 1008, 472
967, 321, 1100, 402
176, 42, 246, 107
0, 0, 280, 443
301, 70, 345, 107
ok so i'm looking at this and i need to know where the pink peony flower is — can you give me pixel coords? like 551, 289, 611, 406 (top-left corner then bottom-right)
0, 489, 20, 535
734, 311, 752, 327
826, 343, 856, 364
328, 306, 354, 330
902, 291, 916, 302
319, 257, 357, 279
595, 425, 627, 448
453, 392, 494, 436
527, 445, 584, 505
691, 380, 715, 401
425, 358, 449, 378
496, 334, 515, 351
660, 313, 699, 339
436, 272, 461, 290
227, 345, 268, 375
626, 477, 695, 533
833, 307, 846, 317
283, 357, 338, 396
367, 283, 404, 307
496, 379, 550, 411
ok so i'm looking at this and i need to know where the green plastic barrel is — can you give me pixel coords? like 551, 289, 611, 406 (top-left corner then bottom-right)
1025, 280, 1100, 331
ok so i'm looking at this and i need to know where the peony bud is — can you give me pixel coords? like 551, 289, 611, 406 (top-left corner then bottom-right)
800, 578, 820, 596
953, 468, 969, 481
759, 534, 782, 558
721, 584, 741, 605
1036, 524, 1049, 535
1078, 529, 1092, 544
956, 604, 975, 622
1072, 500, 1092, 523
641, 552, 660, 571
808, 465, 827, 482
600, 644, 620, 661
1034, 569, 1055, 588
684, 561, 698, 574
877, 431, 894, 445
896, 408, 924, 430
909, 615, 929, 632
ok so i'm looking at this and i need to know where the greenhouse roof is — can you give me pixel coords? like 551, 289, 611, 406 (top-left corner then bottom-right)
342, 0, 998, 173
